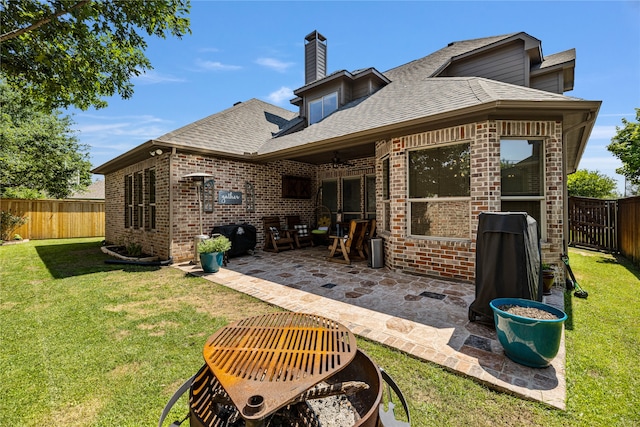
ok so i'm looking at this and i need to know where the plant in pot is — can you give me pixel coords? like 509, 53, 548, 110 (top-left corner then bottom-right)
490, 298, 567, 368
542, 263, 555, 295
198, 236, 232, 273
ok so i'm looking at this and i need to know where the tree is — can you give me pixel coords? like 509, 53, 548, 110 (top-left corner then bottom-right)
567, 169, 618, 199
1, 0, 190, 111
607, 108, 640, 187
0, 82, 92, 199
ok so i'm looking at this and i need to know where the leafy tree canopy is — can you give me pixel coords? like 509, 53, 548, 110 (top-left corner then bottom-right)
607, 108, 640, 187
567, 169, 619, 199
0, 82, 92, 199
1, 0, 190, 111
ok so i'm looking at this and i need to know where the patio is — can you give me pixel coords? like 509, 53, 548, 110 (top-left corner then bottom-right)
174, 245, 566, 409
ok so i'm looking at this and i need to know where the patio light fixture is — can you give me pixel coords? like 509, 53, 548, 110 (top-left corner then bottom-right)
183, 172, 214, 236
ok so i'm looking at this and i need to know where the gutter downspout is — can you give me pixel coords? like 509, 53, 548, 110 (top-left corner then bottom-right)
168, 147, 176, 259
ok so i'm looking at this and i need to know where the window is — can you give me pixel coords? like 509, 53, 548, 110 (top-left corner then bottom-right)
147, 168, 156, 230
342, 176, 361, 221
321, 179, 338, 223
309, 92, 338, 124
134, 172, 143, 229
125, 169, 156, 230
408, 143, 471, 238
382, 157, 390, 231
382, 157, 390, 200
500, 139, 544, 228
365, 175, 376, 219
125, 175, 133, 228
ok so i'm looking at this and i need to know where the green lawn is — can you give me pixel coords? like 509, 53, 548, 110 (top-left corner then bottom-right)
1, 239, 638, 426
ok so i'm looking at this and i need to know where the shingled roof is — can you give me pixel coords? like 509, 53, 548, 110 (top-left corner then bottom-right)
93, 32, 598, 174
154, 99, 297, 156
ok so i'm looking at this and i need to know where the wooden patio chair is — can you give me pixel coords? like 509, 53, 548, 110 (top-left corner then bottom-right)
262, 216, 294, 252
285, 215, 314, 248
327, 219, 369, 264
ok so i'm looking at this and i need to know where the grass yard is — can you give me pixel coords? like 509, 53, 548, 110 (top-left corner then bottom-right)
1, 238, 638, 426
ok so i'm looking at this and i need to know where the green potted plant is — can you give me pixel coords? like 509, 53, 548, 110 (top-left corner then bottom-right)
198, 236, 231, 273
542, 263, 555, 295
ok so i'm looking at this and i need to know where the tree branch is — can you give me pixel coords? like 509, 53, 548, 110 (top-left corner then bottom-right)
0, 0, 91, 43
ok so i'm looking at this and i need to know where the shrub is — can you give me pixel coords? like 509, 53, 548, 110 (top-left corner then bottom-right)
0, 211, 29, 241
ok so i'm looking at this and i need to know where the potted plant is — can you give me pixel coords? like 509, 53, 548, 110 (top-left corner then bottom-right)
542, 263, 555, 295
198, 235, 231, 273
490, 298, 567, 368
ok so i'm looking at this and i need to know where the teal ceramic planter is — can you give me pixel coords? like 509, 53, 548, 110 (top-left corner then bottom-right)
200, 252, 220, 273
490, 298, 567, 368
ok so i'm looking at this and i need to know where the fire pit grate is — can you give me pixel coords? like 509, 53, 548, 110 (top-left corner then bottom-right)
202, 312, 357, 421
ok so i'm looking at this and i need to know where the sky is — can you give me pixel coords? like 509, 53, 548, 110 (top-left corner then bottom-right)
68, 1, 640, 194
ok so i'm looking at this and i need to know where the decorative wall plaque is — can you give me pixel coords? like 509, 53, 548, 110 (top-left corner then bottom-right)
219, 190, 242, 205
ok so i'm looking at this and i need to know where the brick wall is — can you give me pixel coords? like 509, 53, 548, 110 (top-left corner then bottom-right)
105, 153, 316, 262
104, 117, 566, 282
376, 119, 565, 283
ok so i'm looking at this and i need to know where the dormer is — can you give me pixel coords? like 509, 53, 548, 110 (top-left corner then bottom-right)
291, 31, 390, 125
436, 32, 575, 94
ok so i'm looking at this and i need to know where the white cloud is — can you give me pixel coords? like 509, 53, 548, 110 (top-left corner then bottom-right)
256, 57, 295, 73
589, 125, 618, 140
73, 115, 173, 150
267, 87, 294, 104
132, 70, 186, 84
195, 59, 242, 71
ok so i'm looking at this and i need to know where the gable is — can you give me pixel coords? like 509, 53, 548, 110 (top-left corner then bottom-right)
439, 40, 527, 86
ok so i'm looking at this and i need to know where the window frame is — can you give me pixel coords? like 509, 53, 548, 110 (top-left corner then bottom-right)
125, 174, 133, 229
146, 168, 156, 231
382, 156, 390, 231
500, 138, 546, 238
308, 91, 338, 124
342, 176, 362, 221
365, 174, 376, 220
407, 141, 471, 239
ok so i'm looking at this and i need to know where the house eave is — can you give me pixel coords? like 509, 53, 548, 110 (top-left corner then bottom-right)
257, 100, 601, 166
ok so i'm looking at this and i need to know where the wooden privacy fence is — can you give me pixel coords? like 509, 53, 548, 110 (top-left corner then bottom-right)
617, 196, 640, 266
569, 196, 640, 266
568, 196, 618, 251
1, 198, 105, 240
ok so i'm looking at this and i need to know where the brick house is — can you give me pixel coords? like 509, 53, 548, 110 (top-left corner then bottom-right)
93, 31, 600, 282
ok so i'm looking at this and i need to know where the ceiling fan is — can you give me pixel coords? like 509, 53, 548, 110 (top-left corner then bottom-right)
331, 151, 355, 168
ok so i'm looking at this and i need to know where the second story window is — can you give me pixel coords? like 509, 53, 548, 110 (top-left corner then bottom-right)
309, 92, 338, 124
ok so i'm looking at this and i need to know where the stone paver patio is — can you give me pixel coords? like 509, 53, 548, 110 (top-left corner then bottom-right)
174, 245, 566, 409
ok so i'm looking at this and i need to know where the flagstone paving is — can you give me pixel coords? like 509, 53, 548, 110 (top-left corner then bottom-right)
174, 245, 566, 409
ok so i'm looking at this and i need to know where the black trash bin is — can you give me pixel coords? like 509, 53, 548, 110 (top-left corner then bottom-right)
211, 223, 257, 258
468, 212, 542, 324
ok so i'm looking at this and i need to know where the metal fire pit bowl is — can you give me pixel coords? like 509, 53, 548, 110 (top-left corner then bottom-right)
202, 312, 357, 421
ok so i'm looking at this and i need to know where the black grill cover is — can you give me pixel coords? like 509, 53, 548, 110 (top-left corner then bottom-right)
469, 212, 542, 324
210, 224, 256, 258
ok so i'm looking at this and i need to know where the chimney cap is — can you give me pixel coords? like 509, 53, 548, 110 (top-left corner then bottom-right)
305, 30, 326, 43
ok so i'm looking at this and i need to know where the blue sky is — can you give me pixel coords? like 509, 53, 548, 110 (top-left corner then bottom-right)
69, 1, 640, 194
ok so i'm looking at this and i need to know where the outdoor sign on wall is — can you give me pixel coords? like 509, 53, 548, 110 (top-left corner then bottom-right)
219, 190, 242, 205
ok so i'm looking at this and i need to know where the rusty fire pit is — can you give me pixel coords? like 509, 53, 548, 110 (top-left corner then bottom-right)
159, 312, 410, 427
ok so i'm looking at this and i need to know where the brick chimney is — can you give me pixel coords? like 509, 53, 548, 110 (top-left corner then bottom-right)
304, 31, 327, 84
